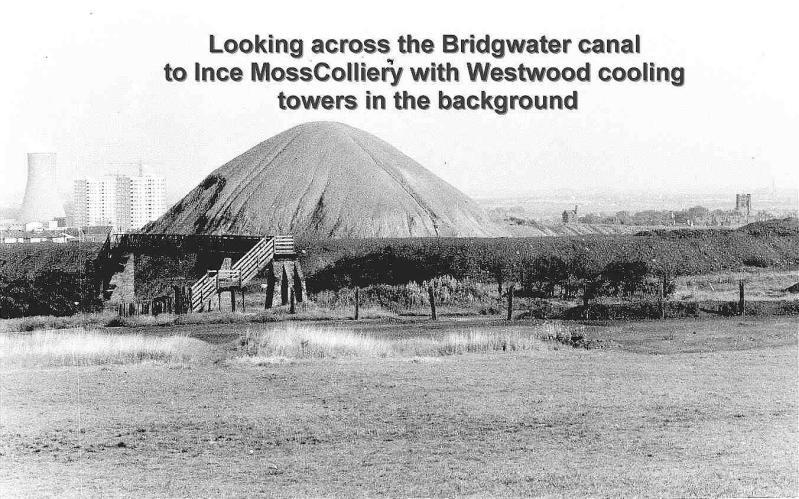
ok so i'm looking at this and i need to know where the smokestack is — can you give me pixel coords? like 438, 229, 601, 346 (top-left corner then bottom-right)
20, 153, 65, 222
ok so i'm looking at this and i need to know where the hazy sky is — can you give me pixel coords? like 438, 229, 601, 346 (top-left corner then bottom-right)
1, 0, 797, 207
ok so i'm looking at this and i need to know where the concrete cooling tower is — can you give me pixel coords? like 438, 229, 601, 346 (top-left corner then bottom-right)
20, 153, 65, 222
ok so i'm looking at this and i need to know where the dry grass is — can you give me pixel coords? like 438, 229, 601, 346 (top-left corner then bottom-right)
236, 322, 572, 361
0, 301, 397, 333
1, 326, 795, 497
0, 329, 211, 367
0, 312, 115, 333
676, 269, 799, 302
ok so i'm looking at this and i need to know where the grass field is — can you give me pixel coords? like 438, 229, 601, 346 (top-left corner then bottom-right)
1, 317, 797, 496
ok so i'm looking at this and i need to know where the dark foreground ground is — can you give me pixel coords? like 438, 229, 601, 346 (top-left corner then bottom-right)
1, 318, 797, 497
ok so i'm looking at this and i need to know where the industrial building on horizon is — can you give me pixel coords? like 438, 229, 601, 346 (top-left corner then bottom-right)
73, 172, 166, 233
19, 153, 65, 223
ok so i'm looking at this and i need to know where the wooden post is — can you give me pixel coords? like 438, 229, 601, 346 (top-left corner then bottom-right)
354, 287, 360, 320
739, 279, 745, 316
290, 288, 296, 314
230, 290, 236, 312
428, 285, 437, 321
241, 289, 246, 312
507, 284, 514, 321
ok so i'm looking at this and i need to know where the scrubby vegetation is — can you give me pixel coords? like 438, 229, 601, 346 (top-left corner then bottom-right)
0, 219, 796, 320
236, 322, 571, 361
0, 242, 104, 319
312, 275, 494, 313
0, 329, 210, 367
0, 269, 102, 319
302, 219, 799, 293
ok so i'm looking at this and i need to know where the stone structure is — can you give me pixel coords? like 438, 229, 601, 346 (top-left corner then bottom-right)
96, 233, 304, 314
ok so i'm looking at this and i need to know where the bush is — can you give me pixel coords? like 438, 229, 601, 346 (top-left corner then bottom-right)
742, 255, 773, 268
716, 302, 741, 316
564, 300, 663, 320
311, 276, 493, 313
666, 301, 700, 317
526, 300, 554, 319
777, 301, 799, 315
0, 270, 102, 319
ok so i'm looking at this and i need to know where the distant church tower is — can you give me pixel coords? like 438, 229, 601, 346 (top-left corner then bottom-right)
735, 193, 751, 217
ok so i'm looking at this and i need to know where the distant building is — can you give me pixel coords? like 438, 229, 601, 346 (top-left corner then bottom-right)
562, 205, 579, 223
129, 174, 167, 230
73, 173, 166, 232
24, 221, 44, 232
735, 193, 752, 217
0, 229, 76, 244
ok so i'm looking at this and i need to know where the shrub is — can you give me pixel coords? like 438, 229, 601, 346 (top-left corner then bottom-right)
526, 300, 554, 319
742, 255, 773, 268
666, 301, 700, 317
777, 301, 799, 315
310, 276, 493, 313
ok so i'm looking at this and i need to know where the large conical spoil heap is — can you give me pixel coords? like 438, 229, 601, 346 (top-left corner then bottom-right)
146, 122, 505, 238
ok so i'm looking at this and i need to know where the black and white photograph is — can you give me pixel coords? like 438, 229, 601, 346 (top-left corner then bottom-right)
1, 1, 797, 496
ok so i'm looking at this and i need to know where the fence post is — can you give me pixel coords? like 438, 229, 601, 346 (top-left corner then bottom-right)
428, 285, 437, 321
241, 289, 246, 312
739, 280, 745, 316
230, 290, 236, 312
290, 288, 296, 314
354, 287, 360, 320
507, 284, 514, 321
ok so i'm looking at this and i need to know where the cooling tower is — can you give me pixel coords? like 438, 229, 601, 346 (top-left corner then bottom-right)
20, 153, 65, 222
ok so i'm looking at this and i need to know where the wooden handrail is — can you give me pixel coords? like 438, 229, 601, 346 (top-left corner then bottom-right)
189, 234, 291, 312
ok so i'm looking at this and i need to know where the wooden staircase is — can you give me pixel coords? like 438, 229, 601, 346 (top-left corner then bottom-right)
189, 235, 294, 312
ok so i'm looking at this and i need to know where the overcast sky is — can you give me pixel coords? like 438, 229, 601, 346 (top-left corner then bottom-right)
1, 0, 796, 207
